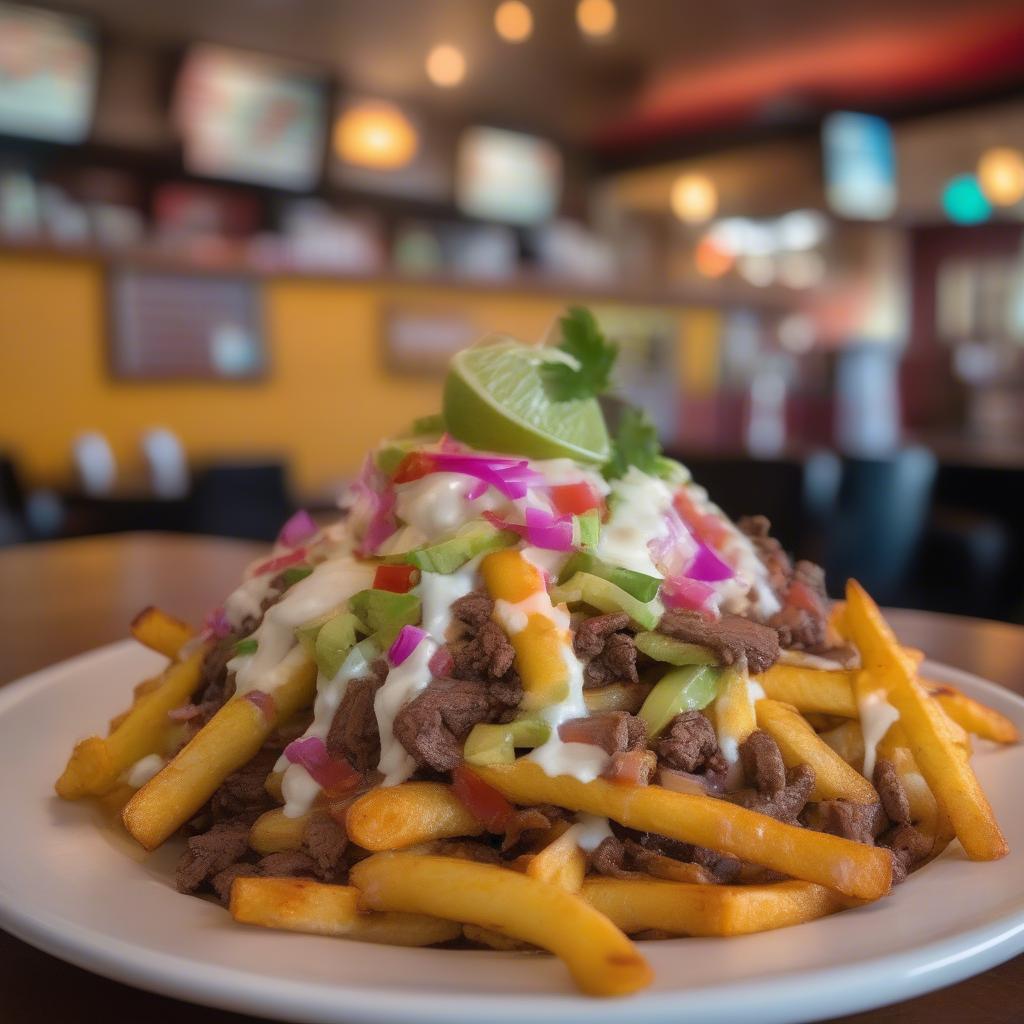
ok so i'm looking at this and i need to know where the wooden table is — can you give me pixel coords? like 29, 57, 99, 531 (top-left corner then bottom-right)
2, 533, 1022, 1024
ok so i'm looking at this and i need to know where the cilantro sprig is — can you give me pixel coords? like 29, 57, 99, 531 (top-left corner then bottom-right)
603, 407, 663, 480
541, 307, 618, 401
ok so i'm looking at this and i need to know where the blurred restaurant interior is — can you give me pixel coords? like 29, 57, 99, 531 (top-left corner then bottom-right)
1, 0, 1024, 622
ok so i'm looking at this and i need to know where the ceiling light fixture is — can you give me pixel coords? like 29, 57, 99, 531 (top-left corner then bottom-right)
495, 1, 533, 43
978, 147, 1024, 207
426, 44, 466, 87
576, 0, 616, 38
334, 101, 418, 170
670, 173, 717, 224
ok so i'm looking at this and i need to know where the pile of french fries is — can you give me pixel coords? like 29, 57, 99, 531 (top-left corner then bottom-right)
55, 582, 1014, 998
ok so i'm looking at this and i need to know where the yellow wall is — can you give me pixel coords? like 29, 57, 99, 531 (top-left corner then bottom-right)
0, 253, 616, 496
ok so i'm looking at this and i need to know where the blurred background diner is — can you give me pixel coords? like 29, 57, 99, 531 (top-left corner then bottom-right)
1, 0, 1023, 622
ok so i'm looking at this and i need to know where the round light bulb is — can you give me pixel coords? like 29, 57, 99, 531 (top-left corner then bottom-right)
577, 0, 616, 38
334, 101, 418, 170
495, 1, 533, 42
426, 44, 466, 88
670, 173, 717, 224
978, 147, 1024, 207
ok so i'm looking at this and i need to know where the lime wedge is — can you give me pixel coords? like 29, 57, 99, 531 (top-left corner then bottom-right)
443, 338, 611, 463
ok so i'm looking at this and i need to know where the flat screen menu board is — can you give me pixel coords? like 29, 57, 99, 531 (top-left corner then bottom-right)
174, 44, 326, 191
0, 3, 97, 142
456, 126, 561, 225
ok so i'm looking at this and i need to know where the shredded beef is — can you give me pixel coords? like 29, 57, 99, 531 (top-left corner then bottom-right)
733, 763, 815, 822
208, 745, 279, 822
769, 561, 830, 652
501, 804, 570, 851
738, 516, 792, 598
879, 823, 932, 884
573, 614, 640, 688
656, 710, 725, 775
176, 816, 253, 893
210, 862, 261, 906
606, 749, 658, 785
257, 850, 320, 878
303, 815, 348, 880
589, 836, 640, 879
873, 759, 911, 826
574, 613, 629, 658
558, 711, 646, 755
801, 800, 887, 845
451, 591, 494, 630
740, 729, 787, 796
657, 610, 780, 674
325, 660, 389, 771
393, 675, 522, 773
592, 833, 741, 883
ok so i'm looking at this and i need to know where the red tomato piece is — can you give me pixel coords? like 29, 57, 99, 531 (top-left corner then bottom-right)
318, 756, 362, 798
451, 765, 514, 833
393, 451, 437, 484
603, 749, 652, 787
550, 481, 603, 517
373, 563, 420, 593
251, 546, 308, 578
673, 490, 730, 548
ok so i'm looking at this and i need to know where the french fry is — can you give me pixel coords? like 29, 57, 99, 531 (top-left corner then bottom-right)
711, 666, 758, 757
755, 665, 858, 717
845, 580, 1007, 861
583, 683, 650, 714
56, 644, 208, 800
130, 606, 195, 659
346, 782, 483, 850
250, 807, 311, 854
526, 826, 587, 892
818, 720, 865, 770
583, 878, 847, 936
756, 699, 878, 803
350, 852, 652, 996
463, 924, 534, 951
481, 549, 572, 710
123, 649, 316, 850
926, 682, 1019, 744
472, 761, 892, 900
875, 737, 942, 835
230, 877, 461, 946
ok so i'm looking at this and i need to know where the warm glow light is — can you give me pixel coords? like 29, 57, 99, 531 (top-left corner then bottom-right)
695, 236, 733, 278
426, 44, 466, 87
495, 1, 533, 42
978, 147, 1024, 206
576, 0, 616, 38
334, 101, 418, 170
670, 173, 717, 224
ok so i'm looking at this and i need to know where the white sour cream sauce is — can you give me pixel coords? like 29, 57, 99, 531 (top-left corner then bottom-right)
124, 753, 165, 788
597, 467, 677, 578
417, 560, 480, 642
568, 813, 614, 852
227, 556, 376, 697
859, 689, 900, 779
375, 636, 438, 787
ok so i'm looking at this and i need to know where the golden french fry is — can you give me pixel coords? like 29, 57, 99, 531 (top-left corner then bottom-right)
583, 878, 847, 936
845, 580, 1007, 861
130, 606, 195, 659
230, 876, 461, 946
351, 852, 652, 996
926, 682, 1019, 744
875, 738, 942, 835
583, 683, 651, 715
123, 649, 316, 850
756, 699, 878, 803
56, 644, 208, 800
250, 807, 311, 854
526, 826, 587, 892
818, 720, 865, 771
463, 924, 534, 951
755, 665, 858, 718
711, 667, 757, 760
346, 782, 483, 851
473, 761, 892, 900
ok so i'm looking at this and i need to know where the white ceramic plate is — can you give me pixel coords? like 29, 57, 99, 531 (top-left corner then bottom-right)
1, 641, 1023, 1024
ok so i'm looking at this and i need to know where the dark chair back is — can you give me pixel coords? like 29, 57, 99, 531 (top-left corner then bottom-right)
189, 462, 292, 541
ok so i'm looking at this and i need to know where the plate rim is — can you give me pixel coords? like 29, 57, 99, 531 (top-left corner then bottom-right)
2, 639, 1023, 1024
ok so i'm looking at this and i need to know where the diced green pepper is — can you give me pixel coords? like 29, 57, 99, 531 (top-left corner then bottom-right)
654, 455, 691, 484
282, 565, 313, 587
550, 571, 661, 630
410, 413, 445, 436
234, 637, 258, 656
638, 665, 721, 738
557, 552, 661, 603
573, 510, 601, 552
385, 521, 518, 574
295, 611, 336, 657
634, 631, 718, 667
463, 716, 551, 766
314, 612, 361, 678
348, 589, 421, 648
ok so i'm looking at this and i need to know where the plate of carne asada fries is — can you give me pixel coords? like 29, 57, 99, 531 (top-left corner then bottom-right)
1, 312, 1022, 1024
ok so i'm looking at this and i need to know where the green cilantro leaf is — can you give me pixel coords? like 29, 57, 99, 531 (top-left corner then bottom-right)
604, 407, 663, 480
542, 306, 618, 401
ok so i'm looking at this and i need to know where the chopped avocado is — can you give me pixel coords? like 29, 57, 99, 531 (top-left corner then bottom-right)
294, 610, 337, 657
314, 612, 361, 678
386, 521, 518, 574
549, 571, 661, 630
634, 631, 718, 667
653, 455, 691, 484
557, 553, 661, 604
348, 589, 421, 648
411, 413, 445, 436
463, 716, 551, 766
281, 565, 313, 587
573, 510, 600, 552
638, 665, 721, 738
234, 637, 258, 656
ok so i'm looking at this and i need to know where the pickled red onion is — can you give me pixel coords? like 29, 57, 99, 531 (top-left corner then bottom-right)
283, 736, 359, 793
389, 624, 427, 666
277, 508, 317, 548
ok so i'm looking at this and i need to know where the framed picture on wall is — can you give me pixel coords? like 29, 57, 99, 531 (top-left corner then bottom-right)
108, 267, 266, 381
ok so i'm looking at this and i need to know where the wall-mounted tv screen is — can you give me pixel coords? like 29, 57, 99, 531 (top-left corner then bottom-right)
456, 126, 561, 225
0, 2, 97, 143
174, 44, 326, 191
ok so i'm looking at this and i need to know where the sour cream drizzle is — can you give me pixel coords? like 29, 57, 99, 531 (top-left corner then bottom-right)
597, 467, 676, 579
417, 560, 480, 642
569, 813, 614, 853
375, 636, 438, 787
859, 689, 900, 780
125, 753, 165, 788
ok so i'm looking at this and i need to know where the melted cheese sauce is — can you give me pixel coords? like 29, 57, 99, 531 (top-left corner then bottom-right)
859, 689, 900, 779
596, 467, 676, 578
375, 636, 438, 787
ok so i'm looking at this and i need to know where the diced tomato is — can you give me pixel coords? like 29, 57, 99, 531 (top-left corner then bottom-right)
317, 756, 363, 798
673, 490, 730, 548
787, 578, 826, 618
373, 563, 420, 593
557, 717, 604, 745
251, 546, 308, 578
603, 749, 654, 787
451, 765, 514, 833
393, 451, 437, 484
550, 481, 604, 517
